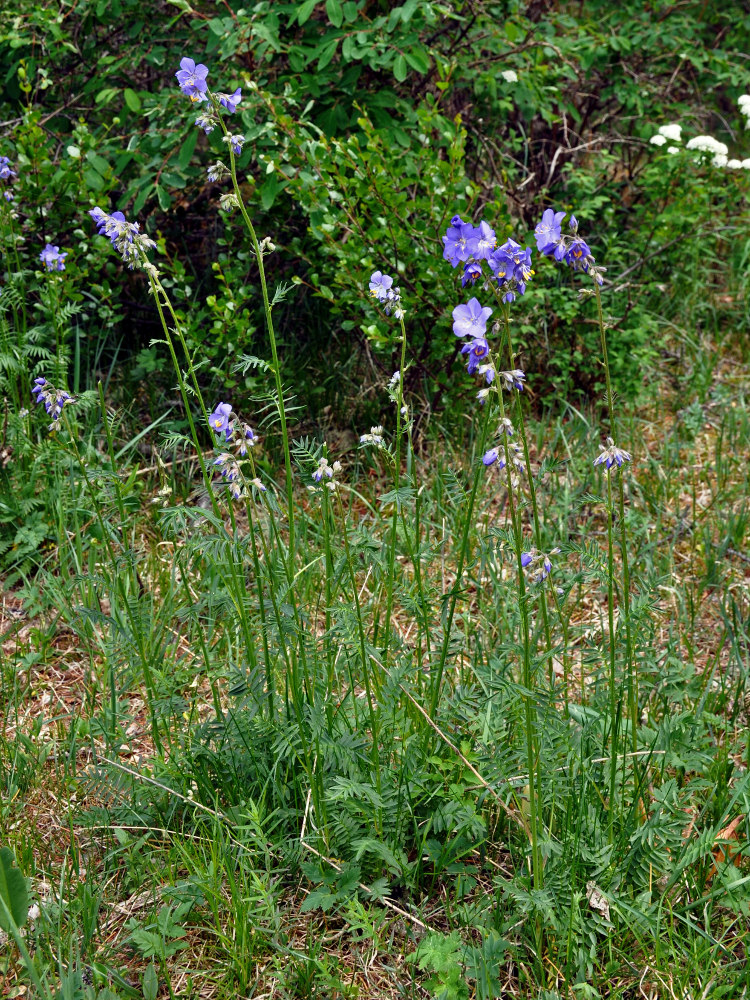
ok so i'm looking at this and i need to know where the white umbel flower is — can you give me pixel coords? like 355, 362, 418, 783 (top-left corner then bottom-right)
658, 123, 682, 142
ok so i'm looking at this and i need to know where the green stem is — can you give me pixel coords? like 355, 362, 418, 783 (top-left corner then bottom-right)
606, 469, 618, 842
217, 102, 296, 567
428, 400, 493, 719
62, 411, 164, 756
382, 314, 409, 664
594, 282, 636, 754
336, 490, 383, 832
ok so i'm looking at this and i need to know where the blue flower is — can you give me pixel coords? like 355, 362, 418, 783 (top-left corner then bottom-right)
4, 192, 12, 202
175, 58, 209, 102
31, 377, 73, 428
443, 221, 476, 267
460, 337, 490, 375
452, 297, 493, 338
534, 208, 566, 253
564, 237, 592, 272
223, 134, 245, 156
467, 220, 496, 261
218, 88, 242, 113
89, 207, 156, 269
593, 437, 631, 470
462, 261, 483, 287
369, 270, 394, 302
489, 248, 514, 284
209, 401, 233, 439
482, 447, 506, 468
195, 112, 218, 135
238, 423, 255, 456
0, 157, 16, 181
39, 244, 67, 271
369, 271, 403, 317
498, 369, 526, 391
521, 547, 558, 583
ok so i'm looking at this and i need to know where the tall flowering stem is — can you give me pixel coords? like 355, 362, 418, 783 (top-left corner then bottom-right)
594, 282, 637, 754
215, 102, 297, 567
496, 297, 554, 674
427, 400, 492, 720
493, 385, 543, 894
605, 462, 619, 840
58, 408, 165, 756
381, 312, 409, 665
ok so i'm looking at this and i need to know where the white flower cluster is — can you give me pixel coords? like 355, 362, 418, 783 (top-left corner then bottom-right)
650, 112, 750, 169
500, 69, 518, 83
649, 123, 682, 155
685, 134, 730, 166
360, 425, 384, 446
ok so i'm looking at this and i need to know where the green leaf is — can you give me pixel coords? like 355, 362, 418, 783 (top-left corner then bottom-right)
83, 168, 104, 191
0, 847, 30, 933
177, 129, 198, 169
318, 36, 339, 71
142, 964, 158, 1000
94, 86, 118, 105
156, 184, 172, 211
123, 87, 142, 112
393, 54, 408, 82
326, 0, 343, 27
85, 150, 110, 175
404, 46, 430, 74
132, 181, 155, 216
297, 0, 318, 24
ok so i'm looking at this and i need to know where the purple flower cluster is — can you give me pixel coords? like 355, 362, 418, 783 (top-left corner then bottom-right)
89, 207, 157, 270
534, 210, 605, 284
1, 156, 16, 204
175, 58, 209, 102
311, 457, 342, 492
31, 377, 73, 429
213, 453, 243, 499
39, 244, 67, 272
209, 401, 256, 456
174, 57, 243, 147
369, 271, 403, 318
451, 297, 496, 394
443, 216, 534, 303
593, 437, 631, 471
521, 549, 554, 583
0, 156, 15, 181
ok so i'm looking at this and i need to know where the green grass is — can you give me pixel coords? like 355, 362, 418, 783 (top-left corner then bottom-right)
1, 316, 749, 999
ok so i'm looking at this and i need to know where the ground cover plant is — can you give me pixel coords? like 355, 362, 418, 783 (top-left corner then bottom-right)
2, 2, 750, 998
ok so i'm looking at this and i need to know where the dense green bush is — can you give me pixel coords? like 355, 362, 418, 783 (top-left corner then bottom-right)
1, 0, 749, 414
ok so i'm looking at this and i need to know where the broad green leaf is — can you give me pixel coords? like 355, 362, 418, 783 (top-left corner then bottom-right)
94, 86, 118, 105
177, 129, 198, 169
326, 0, 343, 27
123, 87, 142, 112
132, 181, 155, 216
393, 54, 408, 82
142, 965, 158, 1000
297, 0, 318, 24
404, 46, 430, 74
156, 184, 172, 211
318, 37, 340, 71
0, 847, 29, 932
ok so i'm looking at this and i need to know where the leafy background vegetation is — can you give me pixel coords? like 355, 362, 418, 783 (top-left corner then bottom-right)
1, 1, 749, 998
